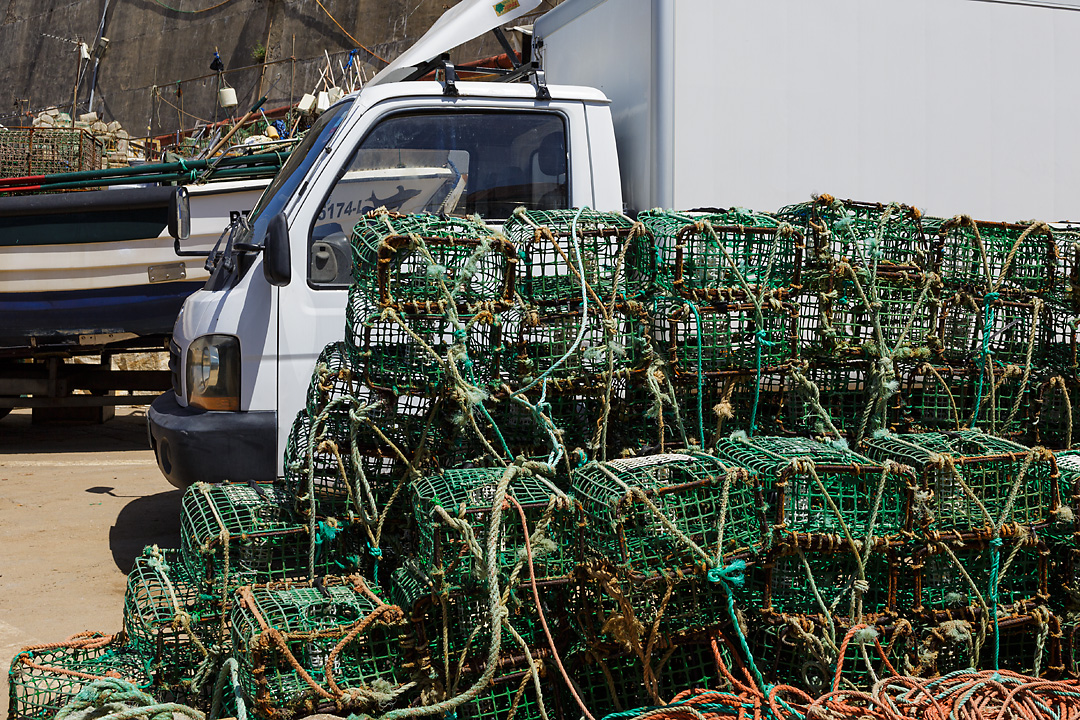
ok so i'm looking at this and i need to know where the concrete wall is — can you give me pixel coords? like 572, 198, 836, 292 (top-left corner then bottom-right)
0, 0, 548, 137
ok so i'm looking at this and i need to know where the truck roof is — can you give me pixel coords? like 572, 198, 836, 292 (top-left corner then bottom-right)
347, 80, 611, 108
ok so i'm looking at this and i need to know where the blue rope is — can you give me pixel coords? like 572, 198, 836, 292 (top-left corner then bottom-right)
971, 293, 1000, 425
683, 302, 706, 447
989, 535, 1003, 670
750, 329, 777, 437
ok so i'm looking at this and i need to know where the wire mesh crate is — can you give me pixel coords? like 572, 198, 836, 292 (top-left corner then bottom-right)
672, 369, 790, 447
934, 216, 1060, 296
8, 633, 151, 720
123, 547, 223, 689
179, 481, 361, 590
660, 299, 799, 375
858, 430, 1060, 532
0, 126, 104, 177
350, 211, 512, 307
505, 303, 650, 388
572, 453, 763, 576
411, 467, 576, 590
800, 272, 941, 360
231, 576, 425, 720
937, 292, 1065, 369
749, 617, 913, 695
712, 435, 912, 540
777, 197, 933, 275
638, 208, 803, 295
900, 532, 1048, 617
503, 208, 656, 303
744, 540, 896, 619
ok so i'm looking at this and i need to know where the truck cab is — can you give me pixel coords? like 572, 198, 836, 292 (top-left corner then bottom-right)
148, 78, 621, 487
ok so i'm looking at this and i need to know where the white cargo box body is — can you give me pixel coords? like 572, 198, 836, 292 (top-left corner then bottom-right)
535, 0, 1080, 220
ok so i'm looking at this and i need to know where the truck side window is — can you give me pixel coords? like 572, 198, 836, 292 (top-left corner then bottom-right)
308, 111, 568, 288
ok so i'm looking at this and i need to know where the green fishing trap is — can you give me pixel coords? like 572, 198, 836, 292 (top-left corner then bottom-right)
937, 291, 1065, 370
231, 576, 423, 720
572, 453, 764, 575
777, 197, 933, 274
1031, 376, 1080, 450
894, 362, 1032, 438
410, 466, 577, 590
571, 563, 731, 642
123, 547, 223, 689
799, 270, 941, 361
505, 302, 651, 388
672, 369, 790, 445
920, 610, 1061, 678
283, 407, 420, 526
452, 664, 565, 720
637, 208, 803, 295
780, 360, 892, 441
658, 298, 799, 375
743, 540, 895, 619
305, 341, 366, 418
7, 633, 152, 720
934, 216, 1060, 296
748, 617, 913, 696
350, 211, 512, 307
351, 293, 510, 395
179, 481, 361, 590
897, 532, 1048, 617
711, 435, 913, 540
502, 208, 656, 303
858, 430, 1059, 532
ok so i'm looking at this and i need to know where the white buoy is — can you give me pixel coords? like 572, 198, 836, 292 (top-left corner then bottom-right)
297, 93, 316, 113
328, 86, 344, 104
218, 87, 238, 108
316, 91, 330, 113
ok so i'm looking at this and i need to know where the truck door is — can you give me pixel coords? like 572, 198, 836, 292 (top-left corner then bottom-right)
275, 101, 580, 473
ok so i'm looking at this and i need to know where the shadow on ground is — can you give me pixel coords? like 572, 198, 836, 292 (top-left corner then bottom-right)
0, 408, 151, 454
109, 489, 183, 573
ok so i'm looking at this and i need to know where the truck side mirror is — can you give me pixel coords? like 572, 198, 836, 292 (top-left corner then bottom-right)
168, 186, 190, 240
263, 211, 291, 286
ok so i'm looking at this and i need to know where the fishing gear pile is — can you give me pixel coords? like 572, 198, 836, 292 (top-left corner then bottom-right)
10, 198, 1080, 720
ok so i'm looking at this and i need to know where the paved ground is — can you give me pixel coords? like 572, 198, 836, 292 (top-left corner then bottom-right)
0, 407, 181, 719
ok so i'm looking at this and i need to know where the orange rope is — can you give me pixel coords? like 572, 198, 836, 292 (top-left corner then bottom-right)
312, 0, 389, 65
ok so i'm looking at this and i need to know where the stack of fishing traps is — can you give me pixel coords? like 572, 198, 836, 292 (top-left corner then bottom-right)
10, 200, 1080, 720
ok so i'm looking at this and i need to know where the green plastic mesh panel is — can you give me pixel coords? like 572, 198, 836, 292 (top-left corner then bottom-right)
179, 481, 359, 589
750, 618, 911, 695
938, 294, 1063, 369
502, 209, 656, 303
123, 547, 222, 687
505, 304, 650, 387
801, 273, 941, 360
935, 217, 1059, 296
283, 407, 419, 524
564, 650, 650, 715
712, 436, 910, 539
672, 370, 789, 445
744, 546, 894, 618
895, 363, 1032, 438
411, 467, 576, 589
350, 211, 510, 306
0, 127, 103, 177
858, 431, 1058, 531
454, 665, 564, 720
572, 566, 730, 642
8, 635, 151, 720
782, 361, 880, 440
1032, 377, 1080, 450
231, 577, 421, 719
777, 198, 933, 274
898, 536, 1047, 614
660, 300, 799, 375
637, 208, 803, 294
572, 453, 763, 575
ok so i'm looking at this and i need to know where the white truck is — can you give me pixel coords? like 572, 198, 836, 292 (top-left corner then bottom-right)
149, 0, 1080, 487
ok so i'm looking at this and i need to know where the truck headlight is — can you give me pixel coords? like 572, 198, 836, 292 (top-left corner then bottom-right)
186, 334, 241, 411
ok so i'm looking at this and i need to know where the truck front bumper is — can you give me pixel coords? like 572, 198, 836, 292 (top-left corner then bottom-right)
147, 392, 277, 489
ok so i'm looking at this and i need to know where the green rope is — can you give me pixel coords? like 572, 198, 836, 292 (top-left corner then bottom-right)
971, 292, 1000, 426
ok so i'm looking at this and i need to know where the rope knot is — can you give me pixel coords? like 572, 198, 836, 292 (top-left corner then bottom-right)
706, 559, 747, 587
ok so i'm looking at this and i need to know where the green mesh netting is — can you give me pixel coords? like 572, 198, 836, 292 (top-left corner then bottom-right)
502, 208, 656, 303
858, 430, 1058, 531
777, 197, 933, 273
411, 467, 576, 590
123, 547, 221, 689
572, 453, 763, 575
350, 211, 512, 307
179, 481, 360, 589
638, 208, 803, 295
712, 436, 910, 539
8, 634, 152, 720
